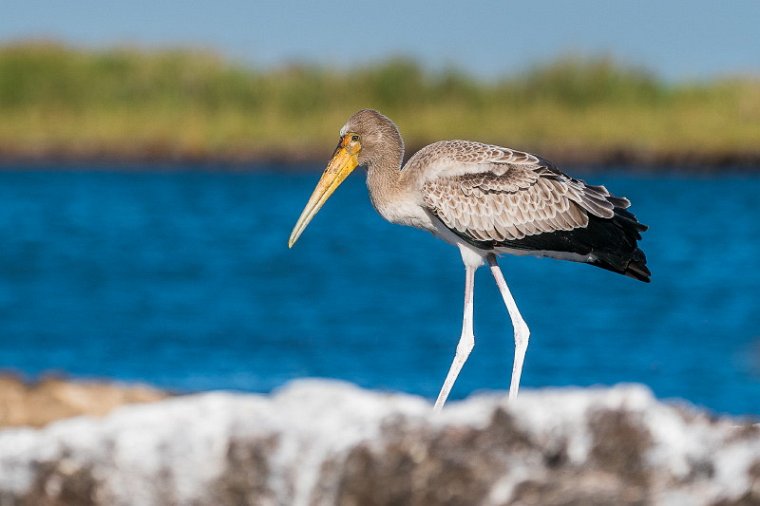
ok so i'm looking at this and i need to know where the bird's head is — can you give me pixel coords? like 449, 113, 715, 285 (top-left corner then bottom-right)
288, 109, 401, 248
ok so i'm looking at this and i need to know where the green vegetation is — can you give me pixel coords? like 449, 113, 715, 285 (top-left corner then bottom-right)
1, 41, 758, 164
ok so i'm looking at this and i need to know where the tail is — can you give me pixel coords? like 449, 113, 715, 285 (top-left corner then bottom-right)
587, 207, 651, 283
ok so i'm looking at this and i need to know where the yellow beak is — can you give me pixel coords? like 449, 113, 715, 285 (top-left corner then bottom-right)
288, 143, 359, 248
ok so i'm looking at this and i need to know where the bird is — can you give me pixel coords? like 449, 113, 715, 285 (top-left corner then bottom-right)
288, 109, 650, 411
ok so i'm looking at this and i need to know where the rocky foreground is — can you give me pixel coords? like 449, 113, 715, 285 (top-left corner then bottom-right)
0, 380, 758, 506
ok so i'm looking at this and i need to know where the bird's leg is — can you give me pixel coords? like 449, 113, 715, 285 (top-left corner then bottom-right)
433, 263, 476, 411
487, 254, 530, 401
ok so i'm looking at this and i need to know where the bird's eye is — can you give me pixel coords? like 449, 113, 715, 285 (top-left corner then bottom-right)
351, 135, 360, 142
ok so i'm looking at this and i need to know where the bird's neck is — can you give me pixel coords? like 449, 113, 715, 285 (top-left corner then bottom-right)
365, 138, 405, 218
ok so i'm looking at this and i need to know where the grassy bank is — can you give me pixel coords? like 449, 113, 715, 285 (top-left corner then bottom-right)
1, 42, 758, 167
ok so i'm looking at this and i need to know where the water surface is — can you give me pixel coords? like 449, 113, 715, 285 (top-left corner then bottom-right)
0, 166, 757, 414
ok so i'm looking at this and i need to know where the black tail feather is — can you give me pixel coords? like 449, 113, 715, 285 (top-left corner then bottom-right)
470, 205, 652, 282
584, 208, 651, 282
591, 243, 651, 283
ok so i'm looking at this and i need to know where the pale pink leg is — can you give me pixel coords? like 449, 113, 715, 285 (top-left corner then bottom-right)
433, 263, 476, 411
487, 254, 530, 400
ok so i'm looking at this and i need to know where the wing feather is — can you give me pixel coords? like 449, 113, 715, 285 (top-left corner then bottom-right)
414, 140, 630, 244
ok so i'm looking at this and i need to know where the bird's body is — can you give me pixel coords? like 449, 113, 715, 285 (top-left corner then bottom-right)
367, 138, 649, 281
289, 109, 649, 410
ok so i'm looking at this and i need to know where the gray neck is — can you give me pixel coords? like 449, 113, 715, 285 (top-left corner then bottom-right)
365, 137, 405, 214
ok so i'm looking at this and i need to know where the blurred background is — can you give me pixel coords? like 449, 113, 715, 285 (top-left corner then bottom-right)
0, 0, 758, 418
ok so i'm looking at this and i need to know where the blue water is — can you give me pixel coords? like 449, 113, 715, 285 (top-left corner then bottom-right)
0, 167, 757, 415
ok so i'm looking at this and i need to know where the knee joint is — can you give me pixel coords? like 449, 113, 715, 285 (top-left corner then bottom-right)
514, 321, 530, 347
456, 333, 475, 356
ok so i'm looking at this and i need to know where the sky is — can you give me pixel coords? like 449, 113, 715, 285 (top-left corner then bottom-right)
2, 0, 759, 81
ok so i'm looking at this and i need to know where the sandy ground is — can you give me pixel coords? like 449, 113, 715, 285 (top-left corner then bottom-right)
0, 374, 167, 428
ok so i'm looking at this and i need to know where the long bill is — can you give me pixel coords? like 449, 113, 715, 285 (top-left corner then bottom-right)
288, 144, 359, 248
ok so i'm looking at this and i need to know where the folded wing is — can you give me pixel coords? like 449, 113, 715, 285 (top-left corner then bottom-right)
414, 141, 650, 281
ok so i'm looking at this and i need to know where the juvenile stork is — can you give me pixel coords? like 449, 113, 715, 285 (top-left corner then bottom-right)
289, 109, 650, 411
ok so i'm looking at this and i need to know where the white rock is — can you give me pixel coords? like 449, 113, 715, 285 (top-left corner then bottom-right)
0, 380, 757, 506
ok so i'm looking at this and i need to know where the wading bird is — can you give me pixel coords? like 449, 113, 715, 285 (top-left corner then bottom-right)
289, 109, 649, 411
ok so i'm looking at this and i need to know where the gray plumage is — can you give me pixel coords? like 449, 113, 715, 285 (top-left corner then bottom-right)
333, 108, 650, 281
414, 140, 632, 243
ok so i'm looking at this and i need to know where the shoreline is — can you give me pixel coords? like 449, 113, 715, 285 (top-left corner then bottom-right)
3, 43, 758, 176
0, 145, 759, 173
0, 373, 166, 429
